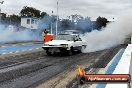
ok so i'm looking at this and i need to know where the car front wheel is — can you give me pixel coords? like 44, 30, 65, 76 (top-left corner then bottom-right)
67, 47, 74, 55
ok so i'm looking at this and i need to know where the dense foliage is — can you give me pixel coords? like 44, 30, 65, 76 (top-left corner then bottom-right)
0, 6, 109, 32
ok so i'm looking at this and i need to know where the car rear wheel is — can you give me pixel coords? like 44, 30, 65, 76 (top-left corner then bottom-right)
46, 50, 51, 55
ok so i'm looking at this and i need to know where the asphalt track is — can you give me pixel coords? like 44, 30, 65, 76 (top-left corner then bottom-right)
0, 45, 124, 88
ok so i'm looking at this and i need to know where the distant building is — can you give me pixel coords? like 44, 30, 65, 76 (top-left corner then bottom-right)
21, 17, 39, 29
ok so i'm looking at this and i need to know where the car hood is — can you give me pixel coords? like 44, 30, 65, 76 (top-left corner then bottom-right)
45, 40, 73, 45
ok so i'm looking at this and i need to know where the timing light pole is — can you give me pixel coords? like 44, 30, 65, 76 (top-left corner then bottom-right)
55, 0, 58, 36
51, 11, 53, 34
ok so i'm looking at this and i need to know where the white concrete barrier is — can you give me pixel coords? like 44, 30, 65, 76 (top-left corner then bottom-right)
105, 44, 132, 88
96, 48, 125, 88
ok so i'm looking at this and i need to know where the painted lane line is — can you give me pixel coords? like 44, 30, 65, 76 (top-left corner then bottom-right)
96, 49, 125, 88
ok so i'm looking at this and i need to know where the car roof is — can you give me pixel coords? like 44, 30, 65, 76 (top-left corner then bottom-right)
58, 33, 78, 36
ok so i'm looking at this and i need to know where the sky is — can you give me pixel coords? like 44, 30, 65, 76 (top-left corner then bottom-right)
1, 0, 132, 20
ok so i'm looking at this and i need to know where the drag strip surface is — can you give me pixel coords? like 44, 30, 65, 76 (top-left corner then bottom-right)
0, 45, 125, 88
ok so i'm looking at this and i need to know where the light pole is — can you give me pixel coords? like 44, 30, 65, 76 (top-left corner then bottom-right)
0, 1, 4, 23
51, 11, 53, 34
55, 0, 59, 36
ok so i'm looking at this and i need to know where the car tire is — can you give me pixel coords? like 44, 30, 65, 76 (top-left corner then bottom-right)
68, 47, 74, 55
68, 50, 72, 55
46, 50, 51, 55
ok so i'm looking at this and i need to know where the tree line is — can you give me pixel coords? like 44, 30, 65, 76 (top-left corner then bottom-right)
0, 6, 47, 26
0, 6, 109, 31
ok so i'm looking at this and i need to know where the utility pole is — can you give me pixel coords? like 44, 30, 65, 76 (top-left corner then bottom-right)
10, 15, 11, 25
51, 11, 53, 34
55, 0, 58, 36
0, 1, 4, 23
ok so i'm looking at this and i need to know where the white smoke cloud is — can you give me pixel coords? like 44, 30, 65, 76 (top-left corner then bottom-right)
81, 13, 132, 53
0, 25, 36, 43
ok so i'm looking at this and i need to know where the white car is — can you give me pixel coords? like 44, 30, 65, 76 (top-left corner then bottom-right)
42, 33, 86, 55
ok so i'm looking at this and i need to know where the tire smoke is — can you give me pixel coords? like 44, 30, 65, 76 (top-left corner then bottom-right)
81, 13, 132, 53
0, 25, 35, 43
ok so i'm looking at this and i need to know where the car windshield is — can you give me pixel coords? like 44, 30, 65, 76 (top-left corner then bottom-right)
55, 34, 74, 41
